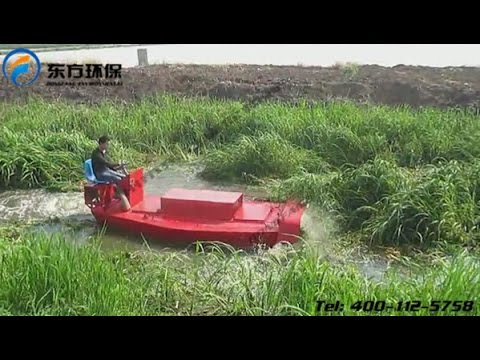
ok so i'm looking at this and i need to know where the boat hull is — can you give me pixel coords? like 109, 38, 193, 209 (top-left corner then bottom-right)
85, 169, 305, 248
92, 196, 305, 248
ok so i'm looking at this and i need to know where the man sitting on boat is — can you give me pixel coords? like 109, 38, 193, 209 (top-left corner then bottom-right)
92, 135, 126, 183
91, 135, 131, 211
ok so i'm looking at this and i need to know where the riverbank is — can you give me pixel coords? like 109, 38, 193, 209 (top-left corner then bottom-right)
2, 63, 480, 108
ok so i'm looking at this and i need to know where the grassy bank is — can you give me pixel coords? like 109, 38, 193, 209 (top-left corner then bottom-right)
2, 96, 480, 249
0, 232, 477, 316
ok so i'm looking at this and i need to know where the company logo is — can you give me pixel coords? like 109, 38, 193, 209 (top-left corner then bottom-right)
46, 63, 122, 86
2, 48, 41, 87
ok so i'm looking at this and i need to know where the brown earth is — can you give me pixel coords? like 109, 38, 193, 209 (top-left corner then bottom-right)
1, 64, 480, 108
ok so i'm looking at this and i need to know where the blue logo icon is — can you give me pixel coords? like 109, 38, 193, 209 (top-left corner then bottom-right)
2, 48, 41, 87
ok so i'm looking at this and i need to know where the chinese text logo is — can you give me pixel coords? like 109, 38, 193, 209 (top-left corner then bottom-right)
46, 63, 122, 86
2, 48, 41, 87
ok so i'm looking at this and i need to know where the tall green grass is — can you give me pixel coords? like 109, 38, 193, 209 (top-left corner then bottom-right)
201, 133, 330, 182
0, 127, 145, 190
2, 96, 480, 247
2, 97, 479, 186
0, 234, 477, 316
269, 158, 480, 247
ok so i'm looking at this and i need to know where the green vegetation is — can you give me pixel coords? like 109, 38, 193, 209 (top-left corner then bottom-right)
2, 96, 480, 248
1, 95, 479, 315
340, 62, 360, 80
0, 232, 477, 316
0, 126, 146, 191
268, 158, 480, 248
202, 133, 329, 181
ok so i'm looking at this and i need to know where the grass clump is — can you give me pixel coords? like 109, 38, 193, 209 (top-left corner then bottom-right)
201, 133, 328, 182
0, 127, 144, 191
0, 235, 150, 315
269, 158, 480, 247
364, 161, 479, 247
268, 157, 411, 229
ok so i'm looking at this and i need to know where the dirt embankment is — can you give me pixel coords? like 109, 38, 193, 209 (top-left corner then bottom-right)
1, 64, 480, 108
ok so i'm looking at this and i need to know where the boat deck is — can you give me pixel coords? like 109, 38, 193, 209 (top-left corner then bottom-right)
130, 194, 275, 223
132, 194, 161, 213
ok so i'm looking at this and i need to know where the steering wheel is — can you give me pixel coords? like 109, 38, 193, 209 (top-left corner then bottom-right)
117, 162, 129, 175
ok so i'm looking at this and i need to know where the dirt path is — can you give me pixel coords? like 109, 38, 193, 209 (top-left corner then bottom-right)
2, 64, 480, 108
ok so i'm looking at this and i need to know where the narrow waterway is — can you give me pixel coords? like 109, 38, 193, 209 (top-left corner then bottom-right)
0, 163, 392, 281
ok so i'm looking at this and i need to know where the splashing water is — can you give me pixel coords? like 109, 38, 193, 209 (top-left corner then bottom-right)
299, 205, 338, 259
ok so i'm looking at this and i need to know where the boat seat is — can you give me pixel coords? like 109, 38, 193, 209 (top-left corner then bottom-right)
84, 159, 109, 184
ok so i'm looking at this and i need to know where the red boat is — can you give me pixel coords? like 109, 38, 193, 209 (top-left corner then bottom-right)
83, 165, 305, 248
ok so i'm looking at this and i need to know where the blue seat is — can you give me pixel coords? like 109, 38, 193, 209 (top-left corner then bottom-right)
84, 159, 108, 184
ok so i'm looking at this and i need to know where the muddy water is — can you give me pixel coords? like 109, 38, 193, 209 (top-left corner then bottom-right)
0, 163, 391, 281
0, 190, 90, 223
